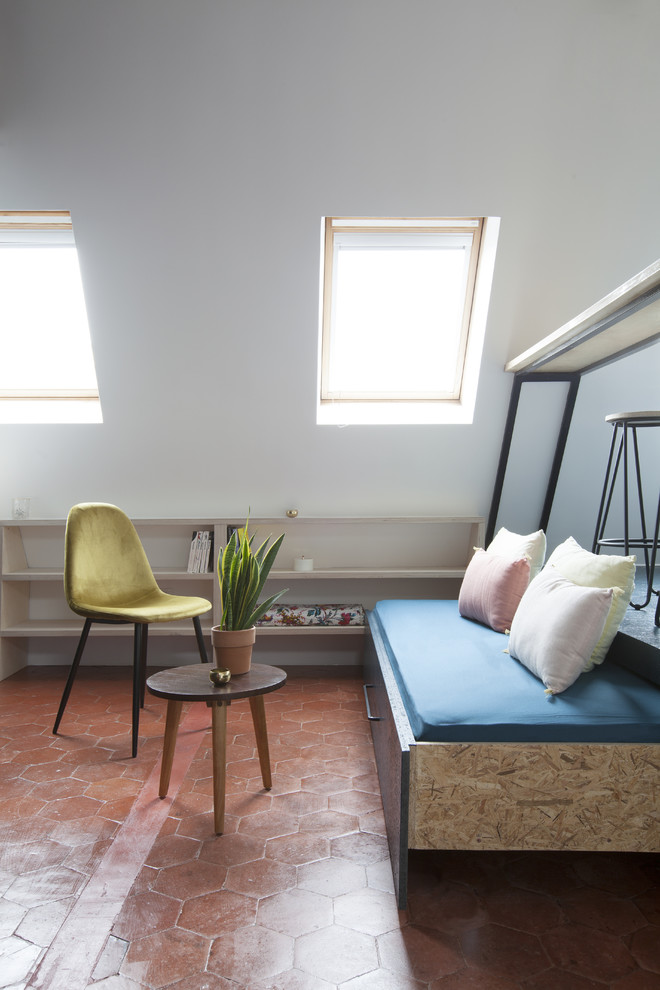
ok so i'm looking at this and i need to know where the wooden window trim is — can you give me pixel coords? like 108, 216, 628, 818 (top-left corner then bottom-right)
320, 216, 484, 404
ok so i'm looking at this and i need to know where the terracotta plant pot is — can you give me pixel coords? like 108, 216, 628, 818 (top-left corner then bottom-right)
210, 625, 256, 675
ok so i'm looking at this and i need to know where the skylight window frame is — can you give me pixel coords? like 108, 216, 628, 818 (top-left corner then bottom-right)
320, 216, 484, 406
0, 211, 102, 422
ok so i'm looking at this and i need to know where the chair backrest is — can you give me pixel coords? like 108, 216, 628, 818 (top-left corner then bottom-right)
64, 503, 159, 613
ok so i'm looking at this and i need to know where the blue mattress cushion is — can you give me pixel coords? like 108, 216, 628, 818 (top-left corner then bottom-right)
370, 600, 660, 743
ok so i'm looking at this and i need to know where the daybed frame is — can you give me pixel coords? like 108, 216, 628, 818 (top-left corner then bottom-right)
364, 612, 660, 908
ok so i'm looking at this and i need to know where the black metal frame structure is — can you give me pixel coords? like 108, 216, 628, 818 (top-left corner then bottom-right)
486, 371, 581, 546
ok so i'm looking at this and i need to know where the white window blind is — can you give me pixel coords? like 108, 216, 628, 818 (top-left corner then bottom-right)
0, 211, 101, 423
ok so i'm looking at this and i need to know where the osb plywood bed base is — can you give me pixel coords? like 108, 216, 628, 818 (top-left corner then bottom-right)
410, 741, 660, 852
363, 613, 660, 908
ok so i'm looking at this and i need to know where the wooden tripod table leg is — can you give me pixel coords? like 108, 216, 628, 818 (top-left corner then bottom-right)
211, 701, 228, 835
159, 699, 183, 798
249, 694, 272, 790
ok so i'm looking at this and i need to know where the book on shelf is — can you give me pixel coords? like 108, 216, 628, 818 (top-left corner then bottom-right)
203, 531, 214, 572
186, 530, 214, 573
226, 524, 247, 544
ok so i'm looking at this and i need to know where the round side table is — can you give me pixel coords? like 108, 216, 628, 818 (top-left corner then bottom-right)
146, 662, 287, 834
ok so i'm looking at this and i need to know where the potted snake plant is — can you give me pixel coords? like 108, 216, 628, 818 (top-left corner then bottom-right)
211, 519, 287, 675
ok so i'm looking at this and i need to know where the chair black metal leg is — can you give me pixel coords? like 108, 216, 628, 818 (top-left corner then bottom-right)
131, 624, 148, 758
193, 615, 209, 663
139, 624, 149, 708
53, 618, 93, 735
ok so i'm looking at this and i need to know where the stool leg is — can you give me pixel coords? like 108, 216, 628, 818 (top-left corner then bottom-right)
623, 422, 630, 555
631, 426, 653, 604
249, 695, 272, 791
593, 425, 622, 553
628, 430, 660, 610
211, 702, 228, 834
642, 489, 660, 615
159, 699, 183, 797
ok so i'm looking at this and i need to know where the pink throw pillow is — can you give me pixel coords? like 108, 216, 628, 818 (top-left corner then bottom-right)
458, 550, 531, 633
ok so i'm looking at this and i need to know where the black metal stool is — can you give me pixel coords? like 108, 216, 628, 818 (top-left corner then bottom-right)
592, 411, 660, 625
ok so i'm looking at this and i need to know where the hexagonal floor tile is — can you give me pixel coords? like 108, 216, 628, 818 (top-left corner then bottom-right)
294, 925, 378, 984
330, 831, 389, 865
297, 857, 366, 898
177, 889, 257, 937
378, 926, 463, 983
334, 887, 403, 936
112, 890, 181, 940
264, 832, 330, 866
152, 860, 227, 900
66, 837, 112, 875
459, 923, 549, 983
144, 833, 201, 870
541, 923, 637, 983
257, 887, 333, 937
248, 969, 334, 990
480, 886, 563, 935
341, 969, 428, 990
208, 925, 294, 983
225, 857, 296, 898
625, 925, 660, 975
558, 887, 647, 936
198, 831, 266, 868
121, 927, 210, 988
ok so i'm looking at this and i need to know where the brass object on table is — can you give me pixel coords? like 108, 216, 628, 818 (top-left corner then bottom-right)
209, 667, 231, 686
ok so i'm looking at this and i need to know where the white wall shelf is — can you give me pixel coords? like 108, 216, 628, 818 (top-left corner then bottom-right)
0, 514, 483, 678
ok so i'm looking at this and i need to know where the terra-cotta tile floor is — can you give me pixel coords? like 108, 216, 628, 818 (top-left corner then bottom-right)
0, 664, 659, 989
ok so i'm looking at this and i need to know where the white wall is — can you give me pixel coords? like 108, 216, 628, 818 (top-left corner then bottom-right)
1, 0, 659, 549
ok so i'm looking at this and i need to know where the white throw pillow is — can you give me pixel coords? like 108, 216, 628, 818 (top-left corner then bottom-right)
545, 537, 635, 669
487, 527, 546, 580
508, 567, 614, 694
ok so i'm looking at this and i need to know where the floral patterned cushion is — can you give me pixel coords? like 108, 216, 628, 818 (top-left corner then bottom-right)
257, 604, 365, 627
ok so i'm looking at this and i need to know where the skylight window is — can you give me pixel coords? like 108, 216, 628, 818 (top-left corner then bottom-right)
0, 212, 102, 423
318, 216, 500, 425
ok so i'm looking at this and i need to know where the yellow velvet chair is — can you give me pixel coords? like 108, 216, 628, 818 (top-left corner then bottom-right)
53, 502, 213, 757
